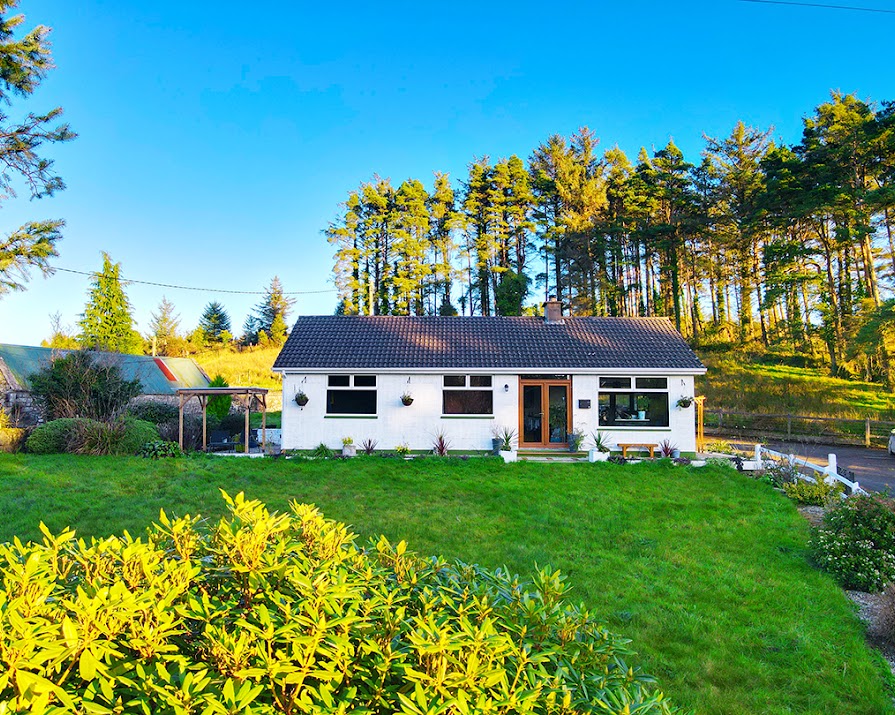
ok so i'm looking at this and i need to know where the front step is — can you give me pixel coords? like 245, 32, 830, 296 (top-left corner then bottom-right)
517, 449, 588, 462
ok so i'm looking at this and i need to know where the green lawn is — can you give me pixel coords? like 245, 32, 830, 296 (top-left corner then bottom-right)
0, 454, 890, 714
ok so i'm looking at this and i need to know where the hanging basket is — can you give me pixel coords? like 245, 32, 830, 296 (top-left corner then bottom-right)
400, 394, 414, 406
676, 397, 693, 409
295, 392, 309, 407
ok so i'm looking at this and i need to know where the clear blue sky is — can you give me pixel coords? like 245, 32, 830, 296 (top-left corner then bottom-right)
0, 0, 893, 345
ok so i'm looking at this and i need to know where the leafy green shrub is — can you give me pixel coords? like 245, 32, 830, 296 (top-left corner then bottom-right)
28, 350, 143, 420
0, 427, 27, 453
783, 478, 845, 506
207, 374, 232, 421
73, 417, 158, 456
704, 440, 735, 454
811, 494, 895, 591
25, 417, 159, 455
138, 439, 184, 458
127, 399, 178, 424
761, 457, 802, 487
115, 418, 160, 455
0, 494, 679, 714
312, 442, 335, 459
25, 417, 81, 453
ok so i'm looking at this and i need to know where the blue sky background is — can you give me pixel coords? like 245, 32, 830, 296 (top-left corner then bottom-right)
0, 0, 893, 345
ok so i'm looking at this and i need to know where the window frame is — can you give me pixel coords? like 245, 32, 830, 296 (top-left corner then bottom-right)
325, 374, 378, 416
441, 375, 494, 416
597, 375, 670, 428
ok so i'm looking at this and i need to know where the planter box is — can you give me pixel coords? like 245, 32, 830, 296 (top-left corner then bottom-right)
588, 449, 610, 462
342, 445, 356, 457
499, 450, 517, 463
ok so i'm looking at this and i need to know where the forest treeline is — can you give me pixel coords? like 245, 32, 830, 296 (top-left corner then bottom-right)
325, 92, 895, 384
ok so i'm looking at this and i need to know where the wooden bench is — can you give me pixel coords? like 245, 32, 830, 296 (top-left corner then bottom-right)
616, 442, 659, 459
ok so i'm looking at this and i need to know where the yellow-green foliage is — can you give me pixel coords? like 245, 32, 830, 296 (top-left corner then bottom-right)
0, 492, 679, 714
194, 347, 282, 389
783, 478, 845, 506
698, 355, 895, 419
0, 428, 26, 453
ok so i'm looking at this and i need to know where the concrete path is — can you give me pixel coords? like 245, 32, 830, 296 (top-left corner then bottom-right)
730, 440, 895, 495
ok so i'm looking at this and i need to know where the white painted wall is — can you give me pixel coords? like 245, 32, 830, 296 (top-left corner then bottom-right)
281, 373, 519, 452
571, 374, 697, 454
281, 373, 699, 453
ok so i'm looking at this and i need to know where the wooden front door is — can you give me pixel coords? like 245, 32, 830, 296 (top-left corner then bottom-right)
519, 379, 570, 447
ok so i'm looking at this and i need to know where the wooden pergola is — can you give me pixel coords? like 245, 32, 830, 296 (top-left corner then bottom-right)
176, 387, 269, 453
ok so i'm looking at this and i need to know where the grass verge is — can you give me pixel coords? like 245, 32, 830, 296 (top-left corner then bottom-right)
0, 455, 890, 714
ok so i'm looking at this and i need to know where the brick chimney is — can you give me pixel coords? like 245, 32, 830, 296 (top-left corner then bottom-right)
544, 296, 563, 324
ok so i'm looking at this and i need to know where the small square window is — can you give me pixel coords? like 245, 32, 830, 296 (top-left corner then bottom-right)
600, 377, 631, 389
328, 375, 350, 387
354, 375, 376, 387
469, 376, 492, 387
636, 377, 667, 389
444, 376, 466, 387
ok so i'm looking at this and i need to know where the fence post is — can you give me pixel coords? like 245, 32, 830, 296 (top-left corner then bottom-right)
754, 443, 762, 468
865, 417, 871, 448
825, 453, 837, 485
787, 415, 792, 440
719, 410, 723, 429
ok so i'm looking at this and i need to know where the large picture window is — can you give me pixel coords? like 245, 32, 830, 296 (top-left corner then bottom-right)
598, 376, 669, 427
326, 375, 377, 415
442, 375, 493, 415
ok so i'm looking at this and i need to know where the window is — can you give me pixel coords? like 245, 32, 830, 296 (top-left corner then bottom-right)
442, 375, 493, 415
326, 375, 377, 415
600, 377, 631, 389
598, 376, 669, 427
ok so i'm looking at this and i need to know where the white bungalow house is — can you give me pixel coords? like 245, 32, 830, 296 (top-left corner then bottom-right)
273, 301, 706, 454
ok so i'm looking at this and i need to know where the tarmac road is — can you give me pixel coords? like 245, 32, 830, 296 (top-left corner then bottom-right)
730, 439, 895, 495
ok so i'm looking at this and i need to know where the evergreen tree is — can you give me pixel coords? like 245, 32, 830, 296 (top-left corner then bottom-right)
252, 277, 295, 345
147, 296, 182, 356
198, 301, 231, 345
40, 312, 78, 349
0, 2, 76, 297
77, 253, 142, 354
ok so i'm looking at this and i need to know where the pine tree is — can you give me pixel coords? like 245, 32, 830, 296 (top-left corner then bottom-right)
198, 301, 231, 345
0, 2, 76, 297
147, 296, 182, 356
77, 252, 142, 354
252, 277, 295, 345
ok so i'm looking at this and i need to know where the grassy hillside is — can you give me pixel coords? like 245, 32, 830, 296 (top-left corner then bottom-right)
0, 455, 891, 714
697, 354, 895, 420
193, 346, 282, 389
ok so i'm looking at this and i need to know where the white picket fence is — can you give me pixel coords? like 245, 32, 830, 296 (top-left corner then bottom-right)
752, 444, 865, 495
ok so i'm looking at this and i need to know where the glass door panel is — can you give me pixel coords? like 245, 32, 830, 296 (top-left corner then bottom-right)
522, 385, 543, 444
547, 385, 568, 444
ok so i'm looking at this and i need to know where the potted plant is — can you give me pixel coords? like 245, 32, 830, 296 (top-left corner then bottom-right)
635, 395, 649, 420
588, 430, 612, 462
400, 393, 414, 406
568, 428, 585, 453
676, 396, 694, 409
341, 436, 356, 457
294, 391, 309, 407
395, 443, 411, 458
493, 425, 517, 463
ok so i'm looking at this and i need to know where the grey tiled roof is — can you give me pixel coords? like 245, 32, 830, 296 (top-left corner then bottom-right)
273, 316, 705, 371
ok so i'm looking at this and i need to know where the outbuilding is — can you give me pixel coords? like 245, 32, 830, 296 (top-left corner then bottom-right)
272, 301, 706, 454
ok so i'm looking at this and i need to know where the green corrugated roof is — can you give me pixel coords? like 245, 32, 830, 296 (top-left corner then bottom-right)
0, 344, 210, 395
